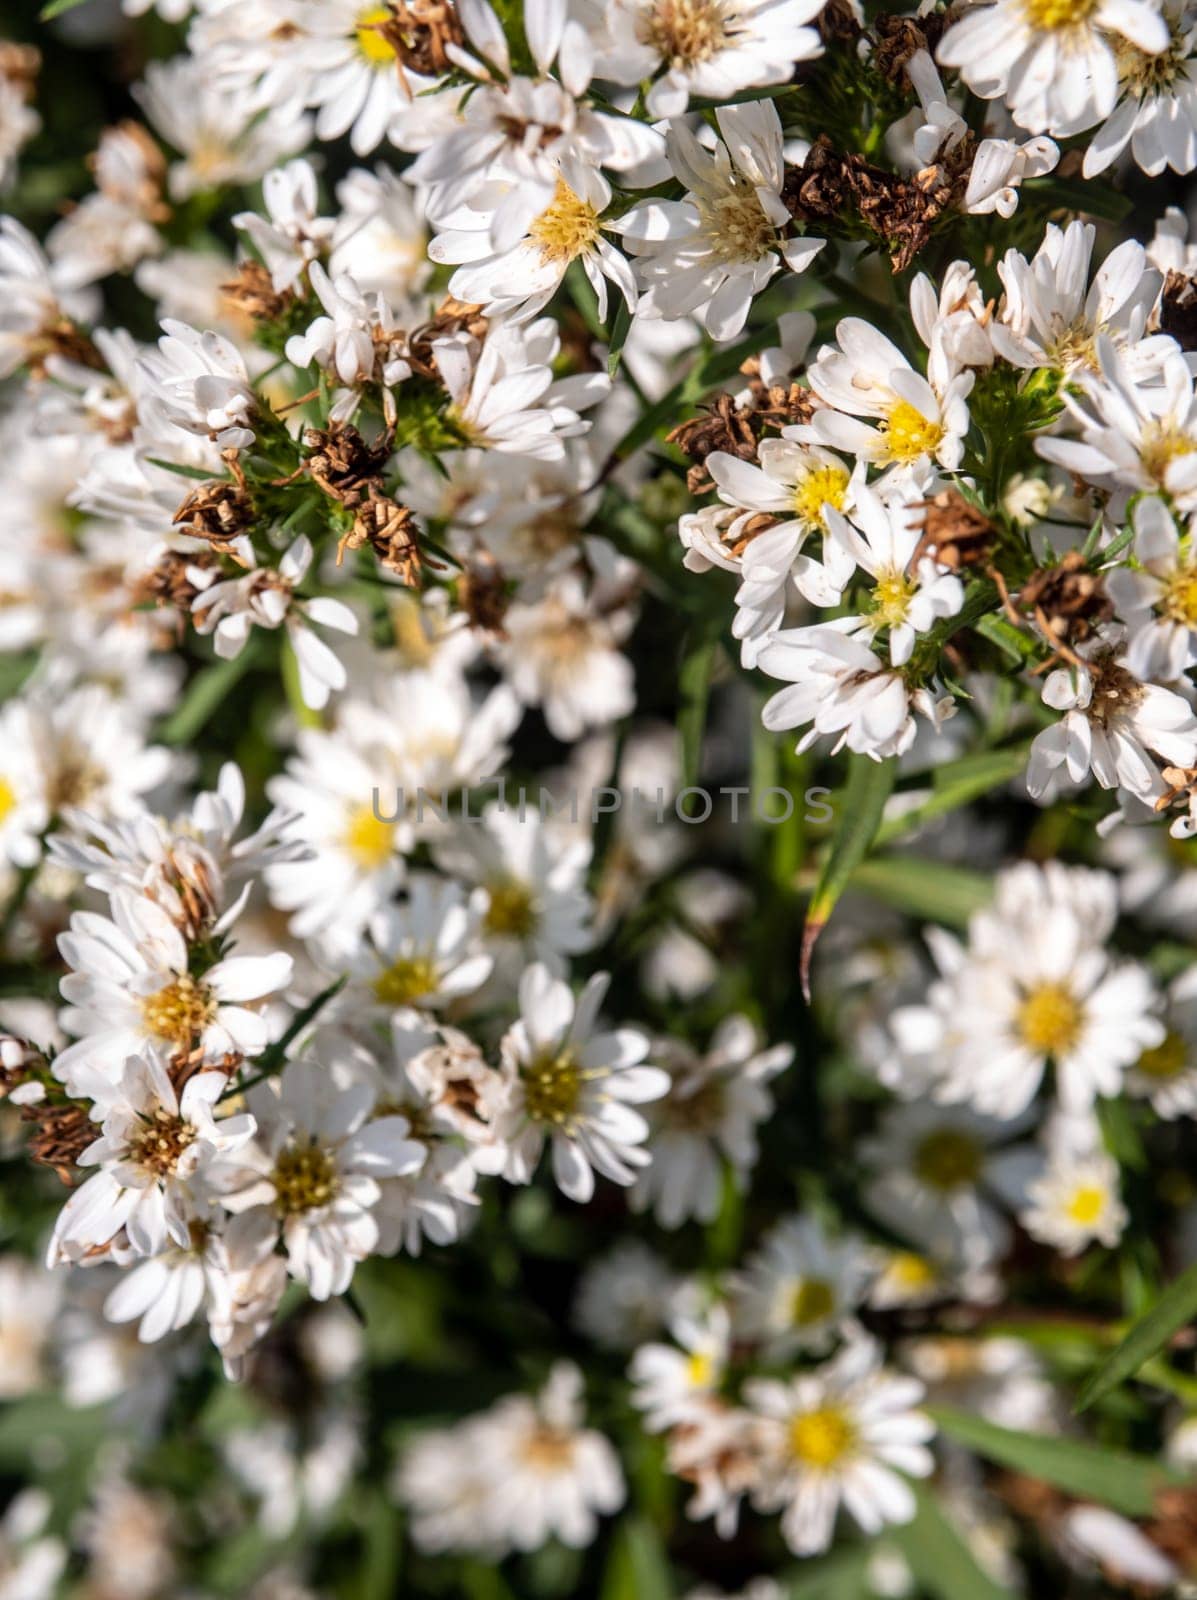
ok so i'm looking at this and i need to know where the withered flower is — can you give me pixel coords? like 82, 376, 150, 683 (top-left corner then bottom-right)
339, 489, 424, 585
173, 454, 256, 557
1160, 270, 1197, 354
912, 490, 997, 571
456, 556, 510, 637
300, 421, 394, 508
871, 12, 947, 83
221, 260, 298, 325
1016, 551, 1114, 648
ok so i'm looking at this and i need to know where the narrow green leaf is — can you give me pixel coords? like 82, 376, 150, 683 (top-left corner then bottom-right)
39, 0, 93, 18
930, 1406, 1186, 1516
802, 754, 896, 997
894, 1480, 1017, 1600
159, 640, 263, 746
607, 299, 634, 376
1076, 1260, 1197, 1413
677, 633, 718, 791
875, 744, 1033, 847
145, 455, 221, 482
974, 613, 1037, 664
599, 1517, 675, 1600
847, 855, 991, 927
226, 975, 347, 1098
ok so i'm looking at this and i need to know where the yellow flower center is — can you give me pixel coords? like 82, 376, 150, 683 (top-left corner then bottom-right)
1065, 1184, 1106, 1226
272, 1142, 340, 1214
686, 1350, 716, 1387
792, 464, 850, 532
343, 805, 395, 869
1022, 0, 1100, 27
889, 1251, 938, 1292
789, 1276, 836, 1326
1136, 1029, 1188, 1081
913, 1128, 984, 1192
128, 1111, 197, 1178
880, 400, 944, 463
639, 0, 732, 66
141, 975, 216, 1050
789, 1405, 857, 1469
529, 179, 602, 266
1115, 28, 1186, 93
0, 777, 15, 822
1017, 981, 1082, 1056
522, 1049, 583, 1127
1140, 423, 1197, 487
484, 877, 537, 939
1162, 568, 1197, 627
373, 955, 438, 1007
1046, 319, 1101, 373
355, 5, 399, 63
694, 182, 776, 265
871, 569, 916, 627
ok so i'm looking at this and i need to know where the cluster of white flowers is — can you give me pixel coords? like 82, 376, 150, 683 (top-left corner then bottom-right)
7, 0, 1197, 1588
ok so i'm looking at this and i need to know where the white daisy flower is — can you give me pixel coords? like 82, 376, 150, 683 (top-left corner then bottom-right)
964, 132, 1060, 216
55, 890, 294, 1095
936, 0, 1170, 136
191, 534, 359, 711
825, 483, 965, 667
138, 318, 258, 452
1038, 337, 1197, 513
629, 1015, 793, 1228
1082, 0, 1197, 175
1107, 495, 1197, 680
732, 1215, 871, 1357
0, 216, 93, 379
234, 157, 336, 292
1021, 1147, 1127, 1254
573, 1241, 681, 1350
329, 164, 430, 302
992, 220, 1167, 378
215, 1056, 426, 1300
746, 1336, 935, 1556
592, 0, 827, 118
630, 1304, 730, 1430
806, 317, 973, 478
1026, 629, 1197, 803
481, 963, 669, 1203
283, 264, 413, 425
47, 1052, 256, 1264
615, 102, 825, 342
344, 874, 494, 1013
1125, 965, 1197, 1116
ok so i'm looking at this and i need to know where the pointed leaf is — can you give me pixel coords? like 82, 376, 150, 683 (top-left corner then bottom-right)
1076, 1260, 1197, 1413
802, 754, 896, 998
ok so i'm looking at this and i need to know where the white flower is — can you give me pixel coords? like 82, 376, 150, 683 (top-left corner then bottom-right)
0, 1256, 60, 1398
886, 861, 1165, 1116
992, 220, 1166, 378
1107, 495, 1197, 680
430, 156, 636, 324
733, 1216, 871, 1357
0, 77, 39, 192
615, 102, 824, 341
573, 1242, 680, 1349
283, 264, 412, 424
1082, 1, 1197, 175
138, 318, 257, 451
630, 1304, 730, 1430
1021, 1147, 1127, 1254
706, 439, 859, 664
497, 572, 636, 741
826, 483, 964, 667
482, 963, 669, 1202
965, 133, 1059, 216
936, 0, 1169, 136
0, 216, 92, 379
593, 0, 826, 117
629, 1016, 792, 1227
215, 1056, 426, 1300
135, 59, 310, 200
345, 875, 494, 1013
329, 165, 429, 301
433, 315, 610, 460
860, 1105, 1033, 1269
234, 158, 336, 291
191, 534, 358, 710
746, 1337, 935, 1556
397, 1363, 625, 1555
1125, 966, 1197, 1116
55, 890, 294, 1095
1038, 337, 1197, 511
47, 1052, 256, 1264
758, 617, 945, 760
1026, 631, 1197, 803
807, 316, 973, 477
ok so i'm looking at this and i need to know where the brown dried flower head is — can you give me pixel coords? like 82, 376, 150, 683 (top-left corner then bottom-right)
912, 490, 997, 571
339, 490, 424, 584
1017, 551, 1114, 646
301, 422, 394, 507
1160, 270, 1197, 354
222, 260, 298, 325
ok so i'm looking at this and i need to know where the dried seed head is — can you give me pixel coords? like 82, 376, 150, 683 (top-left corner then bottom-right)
302, 421, 394, 507
221, 260, 297, 324
1018, 551, 1113, 645
912, 490, 997, 571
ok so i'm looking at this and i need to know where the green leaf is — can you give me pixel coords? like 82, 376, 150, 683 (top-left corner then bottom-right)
159, 641, 263, 746
607, 299, 634, 376
227, 975, 348, 1099
847, 855, 992, 927
39, 0, 93, 17
875, 744, 1033, 847
599, 1518, 675, 1600
1076, 1260, 1197, 1413
930, 1406, 1187, 1516
894, 1481, 1018, 1600
677, 632, 718, 791
802, 755, 896, 998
